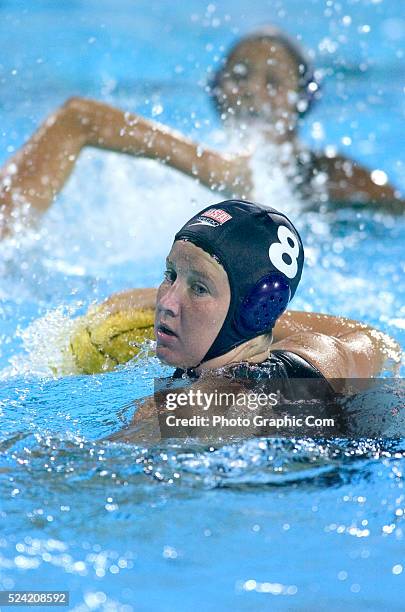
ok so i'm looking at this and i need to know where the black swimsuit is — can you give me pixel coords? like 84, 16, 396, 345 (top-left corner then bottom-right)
173, 350, 327, 382
224, 350, 326, 381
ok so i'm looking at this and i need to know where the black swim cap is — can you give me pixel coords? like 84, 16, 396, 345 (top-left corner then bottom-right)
174, 200, 304, 364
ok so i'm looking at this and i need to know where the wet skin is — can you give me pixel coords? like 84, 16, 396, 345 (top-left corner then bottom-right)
154, 240, 231, 369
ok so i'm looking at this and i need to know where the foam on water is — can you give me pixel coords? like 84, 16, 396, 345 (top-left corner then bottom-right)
44, 153, 207, 268
2, 307, 79, 378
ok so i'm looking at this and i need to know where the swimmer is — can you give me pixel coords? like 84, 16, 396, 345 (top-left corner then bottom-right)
0, 26, 403, 238
102, 199, 400, 442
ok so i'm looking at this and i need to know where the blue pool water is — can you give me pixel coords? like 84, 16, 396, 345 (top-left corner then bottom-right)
0, 1, 404, 610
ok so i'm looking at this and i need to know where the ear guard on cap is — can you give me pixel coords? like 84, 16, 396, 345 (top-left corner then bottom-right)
236, 273, 291, 335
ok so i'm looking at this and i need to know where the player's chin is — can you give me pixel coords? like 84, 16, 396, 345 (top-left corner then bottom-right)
156, 344, 199, 369
156, 344, 183, 367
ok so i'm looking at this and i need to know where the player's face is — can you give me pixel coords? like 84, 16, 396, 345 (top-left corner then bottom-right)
215, 37, 300, 126
155, 240, 230, 368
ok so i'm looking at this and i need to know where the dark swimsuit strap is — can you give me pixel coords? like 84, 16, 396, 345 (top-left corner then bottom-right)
173, 350, 325, 381
269, 350, 325, 379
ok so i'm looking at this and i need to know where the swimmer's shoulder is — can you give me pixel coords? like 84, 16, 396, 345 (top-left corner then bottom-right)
269, 333, 352, 381
271, 310, 401, 384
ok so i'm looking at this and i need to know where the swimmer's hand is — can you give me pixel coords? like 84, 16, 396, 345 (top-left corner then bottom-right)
68, 291, 156, 374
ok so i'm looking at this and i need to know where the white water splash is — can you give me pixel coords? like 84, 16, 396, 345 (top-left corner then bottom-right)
2, 307, 78, 378
39, 151, 217, 270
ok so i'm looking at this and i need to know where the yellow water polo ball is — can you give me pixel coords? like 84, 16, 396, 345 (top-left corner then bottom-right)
68, 304, 155, 374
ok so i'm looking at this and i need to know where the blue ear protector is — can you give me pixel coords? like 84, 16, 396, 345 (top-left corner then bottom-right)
236, 273, 291, 335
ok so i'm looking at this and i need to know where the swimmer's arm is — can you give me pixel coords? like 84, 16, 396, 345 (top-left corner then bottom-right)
108, 394, 161, 444
0, 97, 252, 235
271, 310, 401, 379
313, 153, 404, 213
0, 101, 90, 235
68, 97, 253, 198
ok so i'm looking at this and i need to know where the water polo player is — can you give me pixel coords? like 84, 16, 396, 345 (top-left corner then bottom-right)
0, 26, 403, 237
142, 199, 396, 377
66, 199, 397, 379
94, 199, 398, 440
